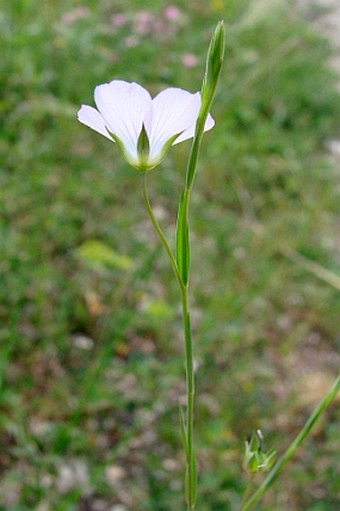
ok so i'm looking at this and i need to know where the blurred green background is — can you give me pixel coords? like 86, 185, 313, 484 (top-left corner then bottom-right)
1, 0, 340, 510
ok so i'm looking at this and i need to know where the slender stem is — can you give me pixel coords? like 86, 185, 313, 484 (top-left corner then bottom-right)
240, 475, 255, 509
140, 24, 223, 510
181, 284, 196, 510
240, 373, 340, 511
142, 173, 184, 292
142, 172, 196, 510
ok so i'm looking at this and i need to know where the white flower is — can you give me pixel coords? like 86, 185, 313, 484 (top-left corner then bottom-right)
77, 80, 215, 171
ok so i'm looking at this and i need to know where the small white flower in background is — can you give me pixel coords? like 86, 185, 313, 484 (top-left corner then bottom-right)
77, 80, 214, 171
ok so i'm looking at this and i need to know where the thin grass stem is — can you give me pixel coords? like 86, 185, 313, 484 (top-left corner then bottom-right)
240, 373, 340, 511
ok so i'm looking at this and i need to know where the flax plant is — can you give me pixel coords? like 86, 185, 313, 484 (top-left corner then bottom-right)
78, 21, 339, 511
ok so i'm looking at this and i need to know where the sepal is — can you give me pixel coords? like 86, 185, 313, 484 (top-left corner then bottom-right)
243, 430, 276, 474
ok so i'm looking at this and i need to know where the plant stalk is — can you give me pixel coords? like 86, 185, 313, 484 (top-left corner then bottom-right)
141, 23, 225, 510
240, 373, 340, 511
142, 172, 196, 510
181, 283, 196, 510
142, 173, 183, 292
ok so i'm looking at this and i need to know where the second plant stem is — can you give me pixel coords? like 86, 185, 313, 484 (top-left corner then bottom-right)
142, 172, 196, 510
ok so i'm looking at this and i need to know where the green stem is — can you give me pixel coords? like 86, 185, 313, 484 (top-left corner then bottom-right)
240, 475, 255, 509
142, 173, 184, 292
141, 24, 224, 510
181, 283, 196, 511
142, 172, 196, 510
240, 373, 340, 511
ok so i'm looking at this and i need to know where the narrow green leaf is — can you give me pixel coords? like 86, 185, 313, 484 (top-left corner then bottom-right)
201, 20, 225, 104
175, 191, 190, 285
185, 21, 225, 191
241, 373, 340, 511
179, 403, 188, 455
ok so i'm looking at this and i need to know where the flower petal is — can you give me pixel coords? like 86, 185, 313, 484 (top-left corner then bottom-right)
94, 80, 152, 163
77, 105, 114, 141
144, 88, 202, 162
173, 112, 215, 145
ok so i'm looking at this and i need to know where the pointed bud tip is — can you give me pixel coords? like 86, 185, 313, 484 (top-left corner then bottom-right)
136, 123, 151, 170
212, 20, 225, 60
202, 20, 225, 102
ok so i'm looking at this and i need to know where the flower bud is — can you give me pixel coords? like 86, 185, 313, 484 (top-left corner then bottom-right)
243, 430, 276, 474
202, 20, 225, 104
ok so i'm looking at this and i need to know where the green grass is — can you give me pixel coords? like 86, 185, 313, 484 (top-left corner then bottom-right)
1, 1, 340, 509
